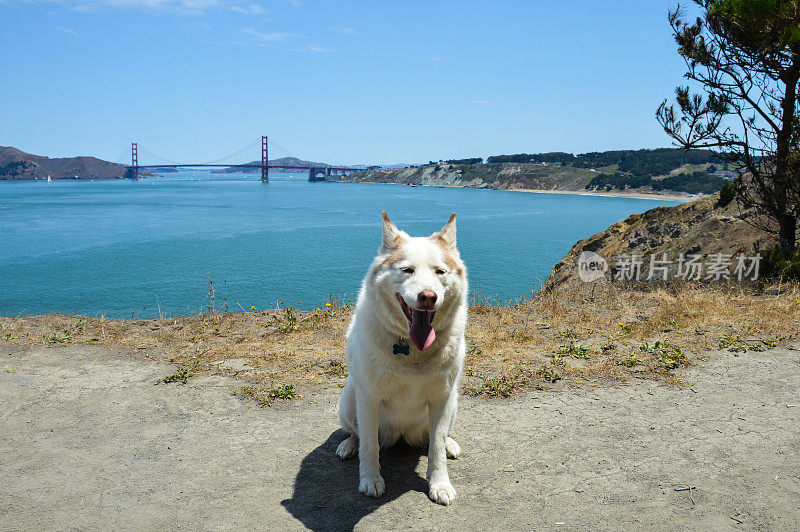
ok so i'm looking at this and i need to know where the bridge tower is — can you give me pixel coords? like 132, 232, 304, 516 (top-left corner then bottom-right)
308, 167, 325, 181
131, 142, 138, 180
261, 136, 269, 182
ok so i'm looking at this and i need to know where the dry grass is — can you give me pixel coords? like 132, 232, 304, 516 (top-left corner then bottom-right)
464, 280, 800, 394
2, 282, 799, 400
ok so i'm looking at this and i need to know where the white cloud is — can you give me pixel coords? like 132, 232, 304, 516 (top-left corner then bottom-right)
241, 27, 296, 42
71, 0, 221, 16
7, 0, 267, 16
55, 25, 79, 36
300, 44, 337, 53
230, 2, 263, 15
337, 26, 355, 34
238, 28, 336, 52
179, 20, 210, 31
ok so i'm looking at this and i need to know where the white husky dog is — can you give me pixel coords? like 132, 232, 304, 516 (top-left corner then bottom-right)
337, 211, 467, 506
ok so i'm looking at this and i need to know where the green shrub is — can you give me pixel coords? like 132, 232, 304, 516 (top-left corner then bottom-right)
718, 180, 737, 206
761, 244, 800, 280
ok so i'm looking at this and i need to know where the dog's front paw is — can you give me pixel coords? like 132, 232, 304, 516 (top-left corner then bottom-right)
445, 437, 461, 459
429, 480, 457, 506
336, 435, 358, 460
358, 475, 385, 498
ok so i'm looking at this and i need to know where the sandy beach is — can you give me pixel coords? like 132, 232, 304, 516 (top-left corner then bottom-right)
515, 187, 695, 202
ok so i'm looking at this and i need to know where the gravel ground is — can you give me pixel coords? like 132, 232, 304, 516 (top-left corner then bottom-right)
1, 343, 799, 530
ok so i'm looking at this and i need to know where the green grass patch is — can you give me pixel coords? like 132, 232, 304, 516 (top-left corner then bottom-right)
159, 367, 192, 384
556, 327, 580, 340
554, 341, 591, 359
239, 384, 297, 406
538, 366, 562, 383
325, 361, 348, 378
640, 340, 687, 369
617, 353, 642, 367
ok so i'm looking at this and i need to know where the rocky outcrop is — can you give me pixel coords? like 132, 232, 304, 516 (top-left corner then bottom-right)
542, 194, 772, 290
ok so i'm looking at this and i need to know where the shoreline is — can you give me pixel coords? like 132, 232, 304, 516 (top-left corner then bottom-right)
515, 187, 694, 202
336, 180, 695, 203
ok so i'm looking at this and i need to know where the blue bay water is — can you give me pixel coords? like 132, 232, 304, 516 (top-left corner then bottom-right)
0, 171, 681, 317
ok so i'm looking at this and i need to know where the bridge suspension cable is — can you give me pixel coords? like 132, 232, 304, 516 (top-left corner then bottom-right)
268, 138, 297, 161
136, 144, 182, 166
111, 147, 131, 165
199, 137, 262, 166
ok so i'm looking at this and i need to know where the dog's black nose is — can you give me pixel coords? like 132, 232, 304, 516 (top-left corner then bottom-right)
417, 290, 437, 309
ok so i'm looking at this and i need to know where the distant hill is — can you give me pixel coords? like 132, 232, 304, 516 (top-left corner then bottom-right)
0, 146, 127, 180
215, 157, 342, 174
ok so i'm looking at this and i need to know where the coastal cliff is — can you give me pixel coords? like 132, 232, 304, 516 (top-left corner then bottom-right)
341, 162, 599, 191
542, 193, 770, 290
341, 162, 705, 199
341, 149, 733, 197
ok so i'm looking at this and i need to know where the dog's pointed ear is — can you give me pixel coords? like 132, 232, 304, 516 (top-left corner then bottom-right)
432, 212, 457, 248
381, 211, 403, 252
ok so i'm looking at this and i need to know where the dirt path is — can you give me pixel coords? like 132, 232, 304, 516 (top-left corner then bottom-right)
1, 344, 799, 530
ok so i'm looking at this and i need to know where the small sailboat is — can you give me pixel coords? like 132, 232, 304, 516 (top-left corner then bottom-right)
47, 175, 52, 182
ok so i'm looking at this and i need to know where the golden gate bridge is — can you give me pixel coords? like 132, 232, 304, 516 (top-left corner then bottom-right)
114, 136, 363, 182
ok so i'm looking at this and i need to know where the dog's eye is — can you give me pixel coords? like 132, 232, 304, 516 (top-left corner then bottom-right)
435, 268, 447, 275
401, 267, 414, 274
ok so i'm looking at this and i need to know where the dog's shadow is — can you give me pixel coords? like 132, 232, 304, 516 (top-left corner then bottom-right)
281, 429, 428, 531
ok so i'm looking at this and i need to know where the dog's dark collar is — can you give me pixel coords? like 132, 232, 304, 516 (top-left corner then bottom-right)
393, 340, 410, 356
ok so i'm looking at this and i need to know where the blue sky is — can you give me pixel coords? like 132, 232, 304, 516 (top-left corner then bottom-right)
1, 1, 691, 165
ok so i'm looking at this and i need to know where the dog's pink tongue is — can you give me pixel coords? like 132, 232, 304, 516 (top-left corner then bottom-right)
409, 309, 435, 351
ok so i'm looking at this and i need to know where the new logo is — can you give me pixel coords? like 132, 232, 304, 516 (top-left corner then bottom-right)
577, 251, 608, 282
